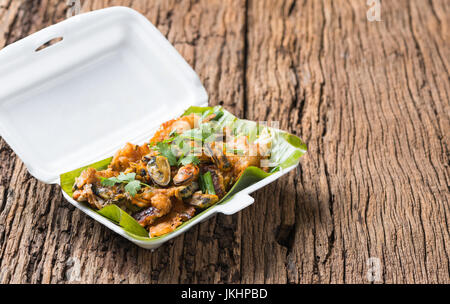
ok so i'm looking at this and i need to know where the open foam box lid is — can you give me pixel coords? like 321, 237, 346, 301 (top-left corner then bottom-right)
0, 7, 208, 184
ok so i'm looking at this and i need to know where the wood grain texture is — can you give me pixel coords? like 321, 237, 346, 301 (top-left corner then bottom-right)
0, 0, 448, 283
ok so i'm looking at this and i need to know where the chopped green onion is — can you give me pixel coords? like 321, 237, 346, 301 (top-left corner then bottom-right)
269, 166, 281, 173
212, 110, 224, 121
202, 172, 216, 195
198, 174, 206, 193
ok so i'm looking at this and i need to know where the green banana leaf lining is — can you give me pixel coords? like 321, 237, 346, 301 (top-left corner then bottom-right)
60, 106, 307, 241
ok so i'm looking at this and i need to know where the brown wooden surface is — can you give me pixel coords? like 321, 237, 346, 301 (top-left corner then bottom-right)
0, 0, 448, 284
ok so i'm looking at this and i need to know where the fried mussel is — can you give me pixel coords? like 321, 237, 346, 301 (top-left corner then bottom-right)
72, 112, 270, 237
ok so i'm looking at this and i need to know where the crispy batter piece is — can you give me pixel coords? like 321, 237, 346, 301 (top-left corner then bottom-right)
109, 142, 150, 172
149, 199, 196, 237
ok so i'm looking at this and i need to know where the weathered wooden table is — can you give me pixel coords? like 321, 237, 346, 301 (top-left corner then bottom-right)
0, 0, 448, 284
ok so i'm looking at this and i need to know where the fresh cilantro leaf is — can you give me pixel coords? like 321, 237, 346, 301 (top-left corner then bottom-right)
178, 154, 200, 166
100, 172, 150, 197
155, 142, 177, 166
125, 180, 141, 197
117, 172, 136, 182
100, 177, 119, 187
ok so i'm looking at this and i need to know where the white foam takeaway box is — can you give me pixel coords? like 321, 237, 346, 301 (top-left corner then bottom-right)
0, 7, 297, 250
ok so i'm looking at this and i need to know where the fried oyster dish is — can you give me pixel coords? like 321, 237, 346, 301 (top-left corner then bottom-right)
72, 108, 272, 237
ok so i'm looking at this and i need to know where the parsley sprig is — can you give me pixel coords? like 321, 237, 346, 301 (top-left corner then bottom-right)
100, 173, 150, 197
